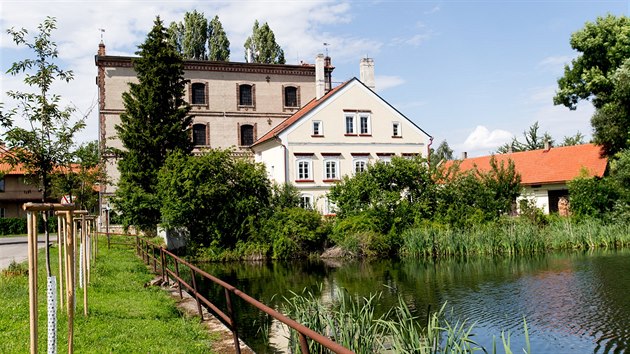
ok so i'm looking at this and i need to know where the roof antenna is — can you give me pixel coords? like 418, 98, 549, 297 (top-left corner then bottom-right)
98, 28, 105, 42
323, 42, 330, 57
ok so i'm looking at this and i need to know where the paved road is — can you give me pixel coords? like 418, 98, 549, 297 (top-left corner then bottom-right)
0, 235, 58, 270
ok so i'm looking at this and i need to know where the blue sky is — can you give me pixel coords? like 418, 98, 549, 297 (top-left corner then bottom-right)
1, 0, 628, 156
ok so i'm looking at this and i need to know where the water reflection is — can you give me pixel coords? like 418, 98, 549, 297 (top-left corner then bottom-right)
197, 249, 630, 353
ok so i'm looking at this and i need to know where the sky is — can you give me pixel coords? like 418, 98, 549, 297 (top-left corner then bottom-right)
1, 0, 629, 157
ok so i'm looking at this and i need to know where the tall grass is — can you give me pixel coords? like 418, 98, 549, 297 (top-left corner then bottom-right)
279, 287, 530, 353
401, 218, 630, 259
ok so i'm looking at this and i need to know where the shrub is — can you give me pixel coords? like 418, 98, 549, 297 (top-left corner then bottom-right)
261, 207, 326, 259
0, 218, 26, 235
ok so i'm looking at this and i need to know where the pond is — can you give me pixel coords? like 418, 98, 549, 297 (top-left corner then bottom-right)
196, 249, 630, 353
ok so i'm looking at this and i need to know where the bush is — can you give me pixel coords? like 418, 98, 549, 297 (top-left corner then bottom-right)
261, 207, 326, 259
0, 218, 26, 235
331, 212, 392, 257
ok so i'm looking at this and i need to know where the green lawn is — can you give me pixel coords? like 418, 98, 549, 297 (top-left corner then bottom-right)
0, 241, 217, 353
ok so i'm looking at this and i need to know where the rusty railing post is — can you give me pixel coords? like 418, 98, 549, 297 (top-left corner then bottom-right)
225, 289, 241, 354
161, 248, 166, 283
190, 268, 203, 320
174, 259, 183, 299
299, 333, 310, 354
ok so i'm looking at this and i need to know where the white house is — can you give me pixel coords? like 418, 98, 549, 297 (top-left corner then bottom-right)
452, 144, 608, 214
251, 59, 432, 214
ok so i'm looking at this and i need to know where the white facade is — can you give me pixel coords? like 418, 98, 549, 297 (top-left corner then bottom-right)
252, 78, 432, 214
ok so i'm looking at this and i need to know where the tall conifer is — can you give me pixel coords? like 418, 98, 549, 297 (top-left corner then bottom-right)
244, 20, 286, 64
113, 17, 192, 232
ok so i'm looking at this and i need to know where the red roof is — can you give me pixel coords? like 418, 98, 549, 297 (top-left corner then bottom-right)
450, 144, 607, 185
252, 80, 352, 147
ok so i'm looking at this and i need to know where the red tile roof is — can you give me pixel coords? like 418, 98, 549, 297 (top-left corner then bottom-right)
449, 144, 607, 185
252, 80, 352, 147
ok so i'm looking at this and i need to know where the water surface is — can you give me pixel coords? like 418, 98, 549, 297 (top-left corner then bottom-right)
197, 249, 630, 353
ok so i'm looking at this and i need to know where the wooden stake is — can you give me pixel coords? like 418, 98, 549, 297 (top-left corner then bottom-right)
57, 215, 64, 310
81, 214, 88, 316
27, 211, 38, 354
64, 211, 75, 354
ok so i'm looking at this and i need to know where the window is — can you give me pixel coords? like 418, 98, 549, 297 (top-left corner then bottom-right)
299, 194, 313, 209
378, 154, 393, 164
296, 158, 312, 181
0, 178, 4, 192
345, 114, 355, 134
312, 121, 323, 136
240, 124, 254, 146
392, 122, 401, 137
324, 159, 339, 180
192, 124, 207, 146
324, 198, 337, 215
359, 114, 370, 135
284, 86, 298, 107
354, 159, 368, 174
191, 83, 206, 105
239, 84, 253, 106
0, 208, 4, 218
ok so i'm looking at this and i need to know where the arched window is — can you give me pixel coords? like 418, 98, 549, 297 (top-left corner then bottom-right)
239, 84, 253, 106
240, 124, 254, 146
284, 86, 298, 107
191, 83, 206, 105
192, 124, 207, 146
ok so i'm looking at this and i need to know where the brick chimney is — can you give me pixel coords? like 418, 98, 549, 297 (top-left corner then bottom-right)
98, 41, 106, 56
315, 54, 325, 100
360, 57, 375, 91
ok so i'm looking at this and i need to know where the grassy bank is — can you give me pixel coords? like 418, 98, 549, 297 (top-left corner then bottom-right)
0, 241, 216, 353
401, 218, 630, 259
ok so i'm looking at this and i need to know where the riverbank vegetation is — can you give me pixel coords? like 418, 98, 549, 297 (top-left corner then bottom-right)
0, 243, 217, 352
279, 287, 530, 354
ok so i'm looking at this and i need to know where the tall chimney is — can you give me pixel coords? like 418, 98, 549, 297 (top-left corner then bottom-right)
315, 54, 325, 100
324, 56, 332, 92
544, 139, 550, 151
360, 57, 375, 91
461, 151, 468, 160
98, 41, 106, 56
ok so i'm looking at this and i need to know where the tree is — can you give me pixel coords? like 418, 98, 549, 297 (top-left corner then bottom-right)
113, 17, 192, 232
1, 17, 86, 275
243, 20, 286, 64
53, 141, 104, 213
559, 132, 586, 147
182, 10, 208, 60
496, 122, 554, 153
429, 140, 453, 165
208, 15, 230, 61
168, 12, 230, 61
158, 149, 271, 250
553, 15, 630, 156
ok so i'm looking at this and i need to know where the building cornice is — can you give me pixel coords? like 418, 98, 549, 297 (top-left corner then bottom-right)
95, 55, 334, 77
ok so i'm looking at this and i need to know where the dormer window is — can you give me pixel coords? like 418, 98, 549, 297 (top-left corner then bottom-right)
191, 83, 206, 105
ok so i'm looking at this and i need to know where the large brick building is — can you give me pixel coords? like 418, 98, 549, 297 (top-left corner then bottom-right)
95, 42, 333, 203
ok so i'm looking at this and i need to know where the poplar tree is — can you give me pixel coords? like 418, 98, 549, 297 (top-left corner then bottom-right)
244, 20, 286, 64
113, 17, 192, 232
208, 15, 230, 61
182, 10, 208, 60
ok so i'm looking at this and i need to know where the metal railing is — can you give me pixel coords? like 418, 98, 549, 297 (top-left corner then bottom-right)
99, 232, 353, 354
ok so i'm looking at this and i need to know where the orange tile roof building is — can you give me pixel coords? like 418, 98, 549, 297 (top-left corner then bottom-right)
451, 144, 608, 214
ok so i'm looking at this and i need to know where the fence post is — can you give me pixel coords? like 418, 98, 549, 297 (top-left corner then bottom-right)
190, 268, 203, 320
299, 333, 311, 354
225, 289, 241, 354
57, 214, 65, 311
174, 259, 183, 299
161, 249, 166, 284
26, 210, 38, 354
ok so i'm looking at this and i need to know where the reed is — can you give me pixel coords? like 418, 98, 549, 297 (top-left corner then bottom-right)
401, 218, 630, 259
279, 287, 530, 353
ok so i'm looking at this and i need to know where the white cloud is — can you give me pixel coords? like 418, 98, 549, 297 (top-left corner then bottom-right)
375, 75, 405, 92
424, 6, 440, 15
459, 125, 513, 155
537, 55, 573, 72
1, 0, 381, 145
